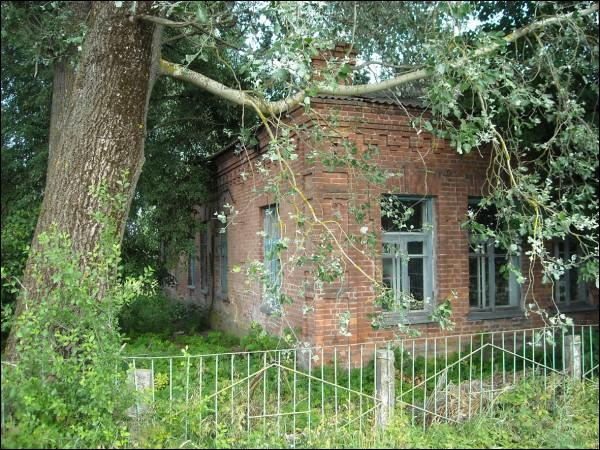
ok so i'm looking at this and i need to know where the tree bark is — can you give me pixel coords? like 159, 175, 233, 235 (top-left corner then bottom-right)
5, 1, 161, 359
47, 2, 92, 187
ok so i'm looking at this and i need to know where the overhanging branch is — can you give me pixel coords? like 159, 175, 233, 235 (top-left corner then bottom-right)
159, 3, 598, 116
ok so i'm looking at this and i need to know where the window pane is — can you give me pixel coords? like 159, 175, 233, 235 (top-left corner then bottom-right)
407, 241, 423, 255
469, 256, 480, 307
556, 241, 566, 259
200, 230, 208, 290
494, 256, 510, 306
382, 257, 394, 290
381, 196, 425, 232
264, 206, 281, 289
188, 252, 195, 287
407, 257, 425, 310
382, 242, 398, 255
568, 268, 579, 303
270, 258, 281, 286
220, 231, 227, 295
554, 240, 568, 303
556, 276, 568, 303
468, 198, 497, 229
553, 238, 585, 305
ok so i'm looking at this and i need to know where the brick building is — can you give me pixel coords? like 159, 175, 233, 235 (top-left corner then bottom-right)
166, 48, 598, 349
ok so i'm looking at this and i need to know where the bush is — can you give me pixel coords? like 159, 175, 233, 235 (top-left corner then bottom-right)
118, 292, 208, 337
1, 178, 155, 448
239, 321, 281, 351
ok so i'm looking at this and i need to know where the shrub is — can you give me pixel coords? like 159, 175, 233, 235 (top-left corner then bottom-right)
239, 322, 278, 351
119, 292, 209, 337
1, 178, 155, 448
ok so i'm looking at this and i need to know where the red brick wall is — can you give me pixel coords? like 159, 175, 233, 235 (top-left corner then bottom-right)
168, 96, 599, 347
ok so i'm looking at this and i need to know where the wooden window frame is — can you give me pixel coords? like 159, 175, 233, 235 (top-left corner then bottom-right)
381, 195, 436, 325
263, 205, 281, 290
199, 226, 208, 293
187, 248, 196, 289
219, 228, 228, 296
553, 238, 589, 310
467, 198, 522, 320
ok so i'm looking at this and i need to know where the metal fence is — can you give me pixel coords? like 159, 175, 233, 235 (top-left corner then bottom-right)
120, 324, 598, 444
1, 324, 598, 445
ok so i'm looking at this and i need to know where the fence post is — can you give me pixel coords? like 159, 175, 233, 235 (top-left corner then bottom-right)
564, 335, 582, 380
375, 348, 395, 428
127, 368, 153, 417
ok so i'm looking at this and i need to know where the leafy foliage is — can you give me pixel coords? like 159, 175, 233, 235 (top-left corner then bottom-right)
1, 179, 155, 448
118, 292, 209, 337
1, 2, 55, 343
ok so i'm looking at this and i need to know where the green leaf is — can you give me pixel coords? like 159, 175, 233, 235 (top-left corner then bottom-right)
196, 4, 207, 23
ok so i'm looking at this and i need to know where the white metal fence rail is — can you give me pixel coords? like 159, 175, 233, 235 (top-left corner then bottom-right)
120, 325, 598, 441
2, 324, 598, 445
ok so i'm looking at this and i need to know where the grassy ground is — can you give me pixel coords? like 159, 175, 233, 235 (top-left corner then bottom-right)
122, 330, 243, 357
122, 329, 599, 449
129, 376, 599, 449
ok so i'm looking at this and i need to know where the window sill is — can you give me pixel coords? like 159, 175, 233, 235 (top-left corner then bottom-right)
382, 311, 434, 326
467, 308, 523, 321
553, 302, 597, 314
216, 293, 230, 303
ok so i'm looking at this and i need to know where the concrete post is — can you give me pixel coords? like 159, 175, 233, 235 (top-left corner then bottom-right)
375, 349, 395, 428
564, 335, 582, 380
127, 368, 153, 417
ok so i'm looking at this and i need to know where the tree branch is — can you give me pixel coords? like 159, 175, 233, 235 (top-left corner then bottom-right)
138, 14, 243, 50
159, 3, 599, 116
162, 29, 202, 44
136, 14, 195, 28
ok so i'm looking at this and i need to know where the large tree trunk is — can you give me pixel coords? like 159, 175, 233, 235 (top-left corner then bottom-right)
47, 2, 92, 189
5, 1, 161, 359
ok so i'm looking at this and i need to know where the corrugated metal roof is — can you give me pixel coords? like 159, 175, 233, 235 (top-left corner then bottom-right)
315, 93, 423, 108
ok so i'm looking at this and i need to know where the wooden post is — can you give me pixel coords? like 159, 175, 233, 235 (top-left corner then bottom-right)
564, 335, 582, 380
376, 348, 395, 428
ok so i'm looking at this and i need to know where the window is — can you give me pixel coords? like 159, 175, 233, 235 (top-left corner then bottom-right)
553, 238, 588, 307
380, 195, 434, 323
219, 229, 228, 296
200, 227, 208, 292
263, 206, 281, 289
187, 248, 196, 288
260, 205, 282, 316
468, 198, 521, 316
